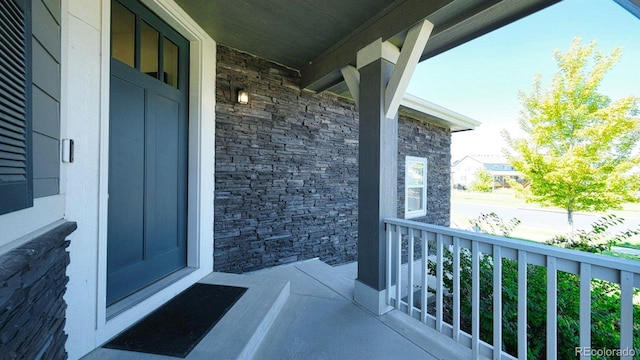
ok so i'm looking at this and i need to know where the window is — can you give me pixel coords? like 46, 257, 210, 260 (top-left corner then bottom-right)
405, 156, 427, 218
111, 0, 182, 89
0, 0, 32, 216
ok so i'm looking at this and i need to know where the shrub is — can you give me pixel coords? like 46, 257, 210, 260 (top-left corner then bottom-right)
429, 213, 640, 359
546, 214, 640, 253
468, 212, 520, 237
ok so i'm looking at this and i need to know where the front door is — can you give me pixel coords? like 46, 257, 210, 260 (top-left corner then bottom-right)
107, 0, 189, 305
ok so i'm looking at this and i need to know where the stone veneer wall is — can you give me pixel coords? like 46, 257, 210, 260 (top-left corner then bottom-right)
398, 116, 451, 225
0, 221, 76, 359
215, 45, 450, 273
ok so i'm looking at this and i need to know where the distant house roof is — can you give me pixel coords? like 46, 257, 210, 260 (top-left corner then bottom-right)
452, 155, 518, 174
476, 154, 507, 162
399, 94, 481, 132
454, 155, 506, 164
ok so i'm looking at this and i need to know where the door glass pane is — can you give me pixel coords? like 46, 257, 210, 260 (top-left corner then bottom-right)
140, 21, 159, 79
111, 1, 135, 67
407, 188, 424, 212
163, 38, 179, 88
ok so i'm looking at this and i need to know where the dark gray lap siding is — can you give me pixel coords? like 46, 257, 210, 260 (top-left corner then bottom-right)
32, 0, 62, 198
214, 45, 451, 273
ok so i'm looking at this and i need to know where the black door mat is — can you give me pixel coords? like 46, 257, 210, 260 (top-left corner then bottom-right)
104, 283, 247, 358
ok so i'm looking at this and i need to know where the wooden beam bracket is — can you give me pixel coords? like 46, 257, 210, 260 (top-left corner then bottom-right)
340, 65, 361, 108
349, 20, 433, 119
384, 19, 433, 119
300, 0, 452, 92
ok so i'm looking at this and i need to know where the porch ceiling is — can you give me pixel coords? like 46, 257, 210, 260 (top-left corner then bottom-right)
174, 0, 560, 93
174, 0, 396, 69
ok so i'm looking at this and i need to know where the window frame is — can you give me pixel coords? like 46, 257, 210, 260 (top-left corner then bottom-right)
405, 156, 428, 219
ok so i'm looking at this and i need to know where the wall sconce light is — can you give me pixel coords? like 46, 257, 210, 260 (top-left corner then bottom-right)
237, 89, 249, 104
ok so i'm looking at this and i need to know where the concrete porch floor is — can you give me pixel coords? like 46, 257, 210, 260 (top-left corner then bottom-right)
82, 259, 472, 360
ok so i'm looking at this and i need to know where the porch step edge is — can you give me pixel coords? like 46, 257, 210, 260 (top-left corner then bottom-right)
79, 273, 291, 360
192, 272, 291, 360
294, 259, 354, 300
238, 277, 290, 359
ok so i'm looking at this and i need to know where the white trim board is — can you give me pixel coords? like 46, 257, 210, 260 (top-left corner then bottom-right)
0, 196, 65, 249
400, 94, 480, 131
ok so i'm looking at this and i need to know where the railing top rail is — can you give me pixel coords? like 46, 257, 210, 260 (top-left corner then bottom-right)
384, 218, 640, 274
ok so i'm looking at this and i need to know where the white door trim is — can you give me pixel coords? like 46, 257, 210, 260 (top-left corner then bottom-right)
96, 0, 216, 350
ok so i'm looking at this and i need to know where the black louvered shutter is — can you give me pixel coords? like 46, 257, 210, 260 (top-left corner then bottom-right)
0, 0, 32, 215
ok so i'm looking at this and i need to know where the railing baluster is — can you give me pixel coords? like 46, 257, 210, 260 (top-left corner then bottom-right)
421, 230, 428, 323
472, 241, 480, 360
453, 237, 461, 342
382, 218, 640, 360
579, 263, 591, 355
546, 256, 557, 360
493, 245, 502, 360
436, 233, 444, 333
395, 225, 402, 309
620, 270, 633, 360
386, 223, 393, 306
518, 250, 528, 360
408, 228, 415, 316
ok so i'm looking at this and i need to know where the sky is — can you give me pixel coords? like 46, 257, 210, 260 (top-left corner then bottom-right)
407, 0, 640, 162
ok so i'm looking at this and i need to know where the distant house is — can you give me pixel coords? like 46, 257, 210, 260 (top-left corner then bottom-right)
451, 155, 524, 189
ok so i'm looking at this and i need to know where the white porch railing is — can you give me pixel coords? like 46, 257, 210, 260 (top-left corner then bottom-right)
384, 218, 640, 360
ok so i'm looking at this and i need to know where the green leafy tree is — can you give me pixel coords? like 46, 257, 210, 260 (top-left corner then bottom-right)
503, 38, 640, 232
469, 168, 494, 192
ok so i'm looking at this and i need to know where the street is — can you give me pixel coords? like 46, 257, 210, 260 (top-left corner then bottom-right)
451, 201, 640, 242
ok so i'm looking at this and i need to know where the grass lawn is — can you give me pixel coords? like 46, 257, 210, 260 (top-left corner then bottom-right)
619, 241, 640, 250
451, 214, 559, 241
603, 250, 640, 261
452, 189, 640, 216
452, 189, 640, 253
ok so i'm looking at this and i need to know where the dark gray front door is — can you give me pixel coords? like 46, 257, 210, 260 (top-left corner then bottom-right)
107, 0, 189, 305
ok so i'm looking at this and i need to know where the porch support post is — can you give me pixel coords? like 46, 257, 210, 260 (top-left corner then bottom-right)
352, 20, 432, 315
353, 38, 399, 315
